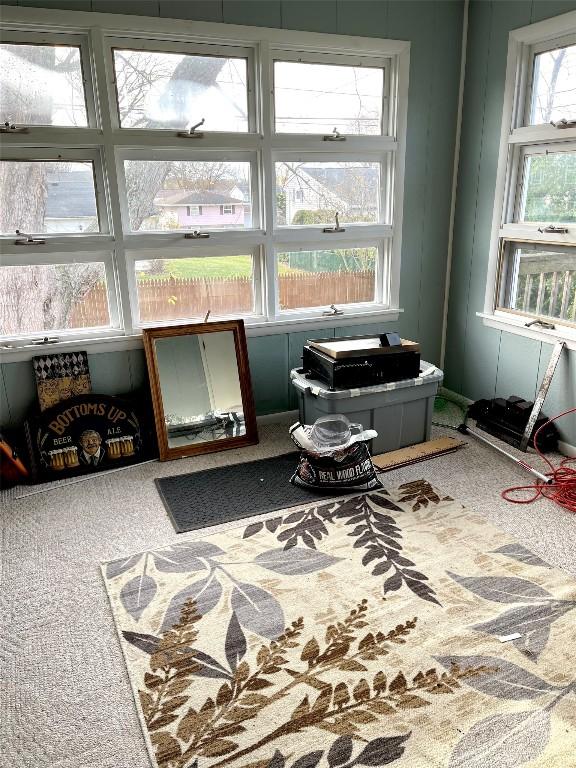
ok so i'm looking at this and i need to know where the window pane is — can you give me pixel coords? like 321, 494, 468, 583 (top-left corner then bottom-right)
530, 44, 576, 125
520, 151, 576, 223
502, 244, 575, 325
0, 161, 99, 235
0, 43, 87, 127
134, 255, 254, 321
277, 248, 377, 310
124, 160, 252, 232
274, 61, 383, 135
113, 49, 248, 131
275, 162, 381, 226
0, 263, 110, 336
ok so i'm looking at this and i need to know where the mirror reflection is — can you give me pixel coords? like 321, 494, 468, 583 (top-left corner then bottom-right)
155, 330, 245, 448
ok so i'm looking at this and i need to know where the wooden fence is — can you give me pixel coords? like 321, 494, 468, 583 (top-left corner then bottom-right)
69, 271, 375, 325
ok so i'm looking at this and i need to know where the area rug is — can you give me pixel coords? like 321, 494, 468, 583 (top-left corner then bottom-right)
102, 480, 576, 768
155, 453, 346, 533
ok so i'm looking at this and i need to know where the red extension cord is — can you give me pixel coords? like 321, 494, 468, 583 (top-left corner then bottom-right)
502, 407, 576, 513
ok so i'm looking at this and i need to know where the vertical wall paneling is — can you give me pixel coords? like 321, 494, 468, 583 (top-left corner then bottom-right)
247, 334, 290, 415
335, 1, 389, 38
494, 334, 542, 402
388, 1, 436, 346
461, 1, 533, 400
416, 1, 464, 365
18, 0, 91, 10
88, 351, 133, 395
223, 1, 281, 28
444, 0, 494, 394
92, 1, 160, 16
531, 0, 576, 22
0, 365, 12, 426
280, 1, 338, 34
159, 1, 223, 22
337, 322, 395, 338
0, 362, 37, 428
127, 349, 148, 392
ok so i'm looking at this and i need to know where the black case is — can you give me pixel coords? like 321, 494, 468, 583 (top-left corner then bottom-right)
467, 396, 558, 452
302, 345, 421, 390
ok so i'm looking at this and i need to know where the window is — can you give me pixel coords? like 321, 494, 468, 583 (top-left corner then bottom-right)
0, 41, 88, 127
111, 45, 250, 132
122, 156, 253, 231
133, 253, 255, 322
0, 159, 100, 234
488, 18, 576, 338
529, 41, 576, 125
277, 248, 378, 310
273, 59, 385, 135
0, 7, 408, 349
275, 161, 383, 226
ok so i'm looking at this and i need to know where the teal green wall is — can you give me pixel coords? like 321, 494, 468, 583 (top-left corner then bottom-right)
0, 0, 464, 427
444, 0, 576, 446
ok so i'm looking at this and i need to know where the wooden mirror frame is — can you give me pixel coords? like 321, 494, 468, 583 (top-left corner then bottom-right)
143, 320, 258, 461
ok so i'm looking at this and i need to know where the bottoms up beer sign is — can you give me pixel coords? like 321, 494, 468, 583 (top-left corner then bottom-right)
25, 394, 145, 482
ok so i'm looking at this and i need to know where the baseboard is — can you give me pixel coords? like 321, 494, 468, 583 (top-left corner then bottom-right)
558, 440, 576, 458
256, 410, 299, 425
438, 386, 473, 406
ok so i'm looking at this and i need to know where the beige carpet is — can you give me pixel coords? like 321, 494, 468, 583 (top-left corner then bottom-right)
103, 481, 576, 768
2, 420, 576, 768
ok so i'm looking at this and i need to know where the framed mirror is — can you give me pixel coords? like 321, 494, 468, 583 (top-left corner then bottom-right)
143, 320, 258, 460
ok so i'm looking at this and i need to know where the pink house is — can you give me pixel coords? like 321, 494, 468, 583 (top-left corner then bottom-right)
154, 189, 248, 228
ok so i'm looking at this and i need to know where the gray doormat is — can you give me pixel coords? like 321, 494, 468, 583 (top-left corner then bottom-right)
155, 452, 340, 533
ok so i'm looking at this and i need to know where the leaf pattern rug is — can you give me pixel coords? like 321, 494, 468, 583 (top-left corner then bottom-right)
101, 480, 576, 768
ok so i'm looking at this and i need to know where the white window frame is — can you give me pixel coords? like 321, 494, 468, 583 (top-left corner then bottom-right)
0, 28, 99, 131
105, 36, 257, 134
482, 10, 576, 349
275, 239, 385, 315
0, 5, 409, 360
128, 244, 263, 327
271, 50, 391, 139
116, 147, 261, 235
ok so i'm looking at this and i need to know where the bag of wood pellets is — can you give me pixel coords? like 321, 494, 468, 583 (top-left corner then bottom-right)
289, 418, 382, 493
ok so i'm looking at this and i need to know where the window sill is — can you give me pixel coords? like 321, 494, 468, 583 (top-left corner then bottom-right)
0, 307, 401, 362
478, 311, 576, 351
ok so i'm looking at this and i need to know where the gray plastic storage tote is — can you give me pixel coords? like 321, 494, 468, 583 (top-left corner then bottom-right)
290, 363, 444, 455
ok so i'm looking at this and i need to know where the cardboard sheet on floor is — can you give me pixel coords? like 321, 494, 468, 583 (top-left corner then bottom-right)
373, 436, 465, 472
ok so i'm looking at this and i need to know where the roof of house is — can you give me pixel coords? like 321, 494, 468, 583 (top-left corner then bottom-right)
155, 189, 244, 206
45, 171, 97, 218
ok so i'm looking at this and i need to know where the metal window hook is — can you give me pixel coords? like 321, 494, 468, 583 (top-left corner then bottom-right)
15, 229, 46, 245
177, 118, 205, 138
525, 319, 555, 330
1, 120, 29, 134
322, 304, 344, 316
537, 224, 569, 234
323, 212, 346, 233
323, 126, 346, 142
550, 118, 576, 129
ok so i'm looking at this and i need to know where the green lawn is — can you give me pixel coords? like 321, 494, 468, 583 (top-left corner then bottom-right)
136, 256, 300, 280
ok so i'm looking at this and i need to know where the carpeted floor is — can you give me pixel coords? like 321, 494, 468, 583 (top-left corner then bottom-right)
2, 418, 575, 768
